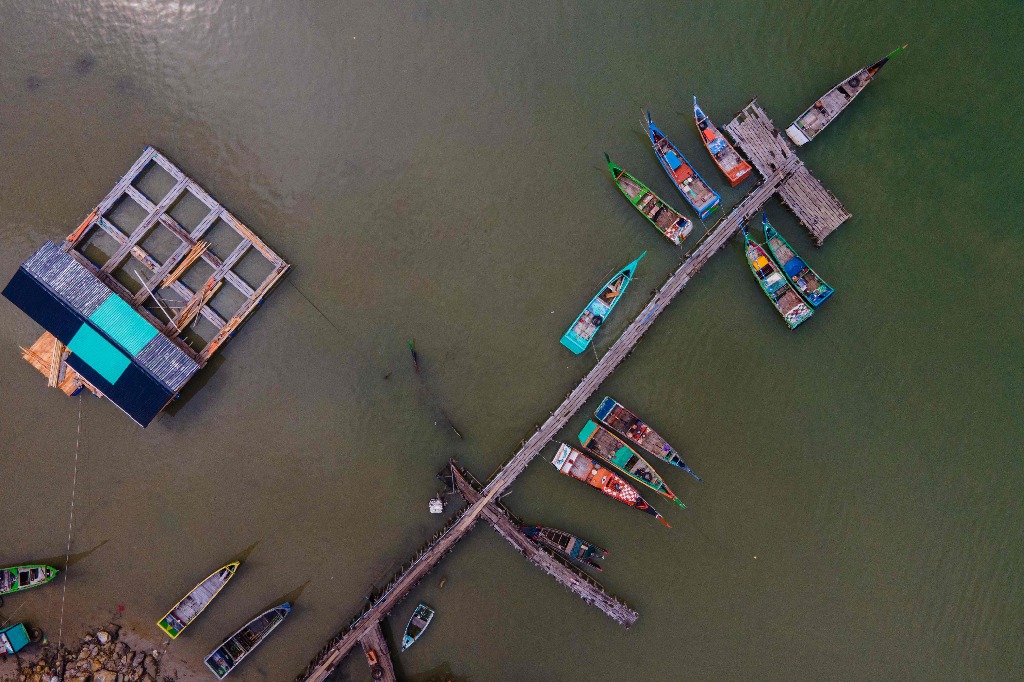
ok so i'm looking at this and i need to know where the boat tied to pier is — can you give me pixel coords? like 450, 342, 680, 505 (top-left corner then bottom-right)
560, 253, 645, 354
604, 153, 692, 245
594, 397, 702, 482
520, 526, 608, 571
762, 214, 833, 307
552, 443, 670, 526
786, 45, 907, 146
158, 561, 239, 639
204, 602, 291, 679
743, 224, 814, 329
401, 603, 435, 651
644, 111, 721, 219
693, 96, 752, 186
578, 421, 685, 509
0, 565, 58, 597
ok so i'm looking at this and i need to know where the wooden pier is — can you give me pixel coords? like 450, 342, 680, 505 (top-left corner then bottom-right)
359, 621, 397, 682
298, 100, 853, 681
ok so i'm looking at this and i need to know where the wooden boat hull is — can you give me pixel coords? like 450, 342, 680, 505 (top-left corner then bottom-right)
0, 565, 58, 596
762, 215, 834, 307
521, 525, 607, 570
786, 46, 907, 146
158, 561, 239, 638
401, 602, 435, 651
743, 226, 814, 329
551, 444, 670, 526
605, 154, 692, 245
204, 603, 291, 679
561, 253, 645, 354
644, 112, 721, 220
693, 97, 752, 187
578, 420, 684, 509
594, 396, 702, 482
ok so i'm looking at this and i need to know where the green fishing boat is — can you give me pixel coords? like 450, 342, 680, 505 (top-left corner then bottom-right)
762, 214, 833, 307
743, 223, 814, 329
0, 565, 58, 597
604, 153, 692, 245
578, 420, 685, 509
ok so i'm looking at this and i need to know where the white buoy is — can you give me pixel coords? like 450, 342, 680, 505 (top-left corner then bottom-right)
428, 497, 444, 514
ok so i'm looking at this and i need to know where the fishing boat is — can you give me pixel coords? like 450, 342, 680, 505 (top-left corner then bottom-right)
762, 214, 834, 307
604, 153, 692, 245
578, 421, 684, 509
594, 396, 702, 482
693, 96, 753, 186
786, 45, 907, 146
520, 525, 607, 570
204, 602, 291, 679
551, 443, 670, 527
560, 253, 645, 354
401, 603, 435, 651
158, 561, 239, 638
743, 224, 814, 329
0, 565, 58, 596
644, 111, 721, 220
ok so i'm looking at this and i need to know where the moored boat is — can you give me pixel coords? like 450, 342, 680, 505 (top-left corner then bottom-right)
605, 153, 692, 245
644, 111, 721, 219
520, 525, 607, 570
743, 224, 814, 329
158, 561, 239, 638
693, 96, 753, 186
204, 602, 291, 679
0, 565, 58, 596
578, 420, 685, 509
786, 45, 907, 146
551, 443, 670, 527
560, 253, 645, 354
401, 603, 435, 651
762, 214, 833, 307
594, 396, 702, 482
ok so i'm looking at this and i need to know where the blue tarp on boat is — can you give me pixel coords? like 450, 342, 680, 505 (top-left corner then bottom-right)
782, 257, 807, 278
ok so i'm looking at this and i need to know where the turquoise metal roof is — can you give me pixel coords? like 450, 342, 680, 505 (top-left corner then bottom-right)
88, 294, 158, 356
68, 324, 131, 384
0, 622, 30, 654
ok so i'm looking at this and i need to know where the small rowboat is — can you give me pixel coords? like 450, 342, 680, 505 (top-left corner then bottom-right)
204, 602, 291, 679
401, 602, 435, 651
743, 224, 813, 329
693, 96, 752, 186
762, 214, 833, 307
158, 562, 239, 638
605, 153, 692, 245
578, 421, 685, 509
644, 111, 721, 219
520, 525, 607, 570
786, 45, 907, 146
551, 444, 670, 527
0, 565, 58, 596
560, 253, 645, 354
594, 396, 702, 482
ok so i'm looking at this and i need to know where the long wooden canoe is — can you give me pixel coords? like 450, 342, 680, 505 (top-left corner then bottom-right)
694, 96, 752, 186
578, 420, 685, 509
743, 224, 813, 329
644, 111, 721, 219
561, 253, 645, 354
605, 153, 692, 245
594, 396, 702, 482
552, 444, 669, 526
158, 562, 239, 638
204, 602, 291, 679
762, 214, 833, 307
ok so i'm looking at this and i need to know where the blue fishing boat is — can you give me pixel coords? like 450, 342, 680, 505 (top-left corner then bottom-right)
644, 111, 721, 220
560, 254, 645, 354
762, 214, 834, 307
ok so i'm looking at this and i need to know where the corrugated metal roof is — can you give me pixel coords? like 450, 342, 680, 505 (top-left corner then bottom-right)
136, 334, 200, 391
67, 324, 131, 384
22, 241, 111, 316
88, 294, 158, 356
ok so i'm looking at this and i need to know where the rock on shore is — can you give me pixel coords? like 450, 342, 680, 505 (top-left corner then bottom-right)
8, 624, 161, 682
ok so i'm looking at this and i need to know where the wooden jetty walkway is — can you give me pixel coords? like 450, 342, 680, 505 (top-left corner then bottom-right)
298, 100, 851, 681
359, 621, 397, 682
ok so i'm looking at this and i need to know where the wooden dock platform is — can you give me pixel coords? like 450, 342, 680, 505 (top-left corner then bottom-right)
358, 621, 397, 682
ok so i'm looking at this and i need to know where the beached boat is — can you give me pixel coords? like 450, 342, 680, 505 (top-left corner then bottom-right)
551, 443, 670, 527
158, 561, 239, 638
743, 224, 814, 329
520, 526, 607, 571
644, 111, 721, 220
401, 603, 435, 651
578, 421, 684, 509
0, 565, 58, 596
560, 253, 645, 354
693, 97, 753, 186
204, 602, 291, 679
786, 46, 907, 146
605, 153, 692, 245
594, 396, 702, 482
762, 214, 834, 307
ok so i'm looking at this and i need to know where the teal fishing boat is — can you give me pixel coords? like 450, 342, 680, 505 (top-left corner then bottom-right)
762, 214, 833, 307
560, 253, 645, 354
594, 396, 702, 482
605, 153, 692, 245
401, 603, 435, 651
743, 224, 814, 329
578, 420, 685, 509
0, 565, 58, 597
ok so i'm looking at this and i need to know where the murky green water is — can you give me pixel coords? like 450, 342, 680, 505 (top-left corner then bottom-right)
2, 1, 1022, 679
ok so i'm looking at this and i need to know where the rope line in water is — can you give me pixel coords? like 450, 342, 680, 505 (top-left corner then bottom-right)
56, 394, 83, 675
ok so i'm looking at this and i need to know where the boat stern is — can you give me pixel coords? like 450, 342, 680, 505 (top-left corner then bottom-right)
551, 443, 575, 471
785, 124, 810, 146
594, 396, 616, 421
559, 329, 589, 354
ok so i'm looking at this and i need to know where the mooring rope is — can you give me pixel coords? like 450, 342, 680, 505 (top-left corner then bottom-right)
55, 394, 83, 675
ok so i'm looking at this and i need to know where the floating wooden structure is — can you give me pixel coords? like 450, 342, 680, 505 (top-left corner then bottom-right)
1, 147, 289, 426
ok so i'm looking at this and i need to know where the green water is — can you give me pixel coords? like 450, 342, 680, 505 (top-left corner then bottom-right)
1, 1, 1021, 679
